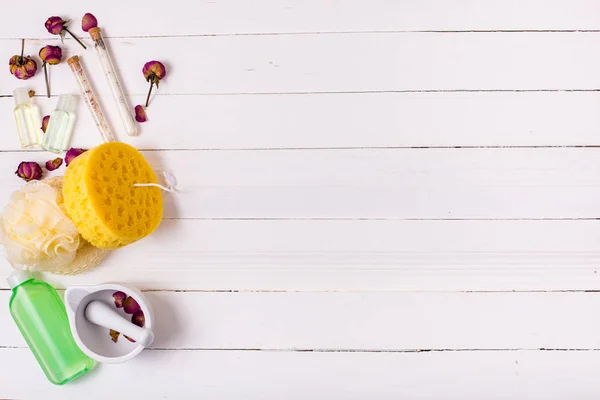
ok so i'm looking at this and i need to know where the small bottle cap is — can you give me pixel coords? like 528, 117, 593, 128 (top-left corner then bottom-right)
89, 27, 102, 40
13, 87, 30, 106
67, 55, 80, 65
7, 269, 33, 289
56, 94, 78, 113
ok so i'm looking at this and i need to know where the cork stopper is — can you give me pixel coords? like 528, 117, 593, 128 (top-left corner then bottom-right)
67, 55, 80, 65
89, 27, 102, 41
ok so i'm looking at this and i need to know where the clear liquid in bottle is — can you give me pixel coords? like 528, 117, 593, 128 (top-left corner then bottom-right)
43, 95, 77, 153
13, 88, 42, 149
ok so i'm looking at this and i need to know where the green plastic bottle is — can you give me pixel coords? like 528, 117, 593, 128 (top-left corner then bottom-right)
8, 270, 95, 385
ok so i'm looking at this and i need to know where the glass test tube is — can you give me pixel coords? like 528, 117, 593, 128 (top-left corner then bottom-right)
67, 55, 116, 143
89, 27, 137, 137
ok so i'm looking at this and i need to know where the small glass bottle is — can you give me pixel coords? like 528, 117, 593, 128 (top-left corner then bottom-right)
13, 88, 42, 149
8, 270, 94, 385
43, 95, 78, 153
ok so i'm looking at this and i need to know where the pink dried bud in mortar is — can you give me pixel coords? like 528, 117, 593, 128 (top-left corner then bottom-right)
123, 296, 140, 314
65, 147, 86, 166
134, 105, 147, 123
45, 157, 63, 171
113, 291, 126, 308
15, 162, 42, 182
41, 115, 50, 133
132, 310, 145, 327
82, 13, 98, 32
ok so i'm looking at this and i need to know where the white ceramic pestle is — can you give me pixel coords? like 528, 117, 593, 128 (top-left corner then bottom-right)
85, 301, 154, 347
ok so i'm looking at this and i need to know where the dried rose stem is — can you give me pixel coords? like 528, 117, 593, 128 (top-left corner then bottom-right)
67, 55, 116, 143
64, 27, 87, 50
89, 28, 137, 136
19, 39, 24, 62
43, 63, 50, 98
145, 82, 153, 108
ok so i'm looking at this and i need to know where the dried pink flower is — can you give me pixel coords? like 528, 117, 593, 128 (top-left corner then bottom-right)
45, 158, 63, 171
142, 61, 166, 107
113, 291, 126, 308
15, 162, 43, 182
82, 13, 98, 32
39, 45, 62, 97
123, 296, 140, 314
132, 309, 145, 327
9, 40, 37, 80
45, 16, 87, 49
134, 105, 147, 122
41, 115, 50, 133
65, 148, 86, 167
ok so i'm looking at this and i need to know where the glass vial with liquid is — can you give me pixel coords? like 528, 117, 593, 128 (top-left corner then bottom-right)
13, 88, 42, 149
43, 95, 77, 153
7, 270, 94, 385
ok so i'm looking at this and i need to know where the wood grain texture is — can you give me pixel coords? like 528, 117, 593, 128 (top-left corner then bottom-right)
3, 0, 600, 38
2, 348, 600, 399
1, 148, 598, 221
2, 91, 600, 151
2, 291, 600, 350
3, 33, 600, 98
1, 219, 599, 291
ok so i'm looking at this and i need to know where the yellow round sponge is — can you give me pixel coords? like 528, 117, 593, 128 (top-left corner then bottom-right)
63, 142, 163, 250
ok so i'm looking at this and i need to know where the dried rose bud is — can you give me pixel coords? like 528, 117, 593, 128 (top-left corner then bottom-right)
123, 296, 140, 314
82, 13, 98, 32
15, 162, 43, 182
142, 61, 166, 107
134, 105, 147, 123
39, 45, 62, 65
45, 16, 86, 49
65, 148, 86, 167
45, 158, 63, 171
109, 329, 120, 343
113, 291, 126, 308
41, 115, 50, 133
124, 335, 136, 343
9, 40, 37, 81
132, 310, 145, 327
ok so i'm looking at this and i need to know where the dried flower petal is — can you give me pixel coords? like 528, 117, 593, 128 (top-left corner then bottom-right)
9, 55, 37, 80
65, 148, 86, 167
82, 13, 98, 32
124, 335, 136, 343
45, 158, 63, 171
134, 105, 147, 123
15, 162, 43, 182
28, 90, 35, 98
132, 310, 145, 327
45, 16, 64, 35
39, 45, 62, 65
113, 291, 126, 308
123, 296, 140, 314
41, 115, 50, 133
109, 329, 120, 343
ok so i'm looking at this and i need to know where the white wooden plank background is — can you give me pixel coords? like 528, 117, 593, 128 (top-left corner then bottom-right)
1, 0, 600, 398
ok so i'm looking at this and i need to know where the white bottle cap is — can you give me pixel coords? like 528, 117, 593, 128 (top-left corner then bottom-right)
13, 88, 30, 106
7, 269, 33, 289
56, 94, 78, 113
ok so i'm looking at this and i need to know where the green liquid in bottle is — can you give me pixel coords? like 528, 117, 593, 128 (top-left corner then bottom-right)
8, 271, 94, 385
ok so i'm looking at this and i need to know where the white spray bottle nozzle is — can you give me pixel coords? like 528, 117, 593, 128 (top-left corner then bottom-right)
84, 300, 154, 347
